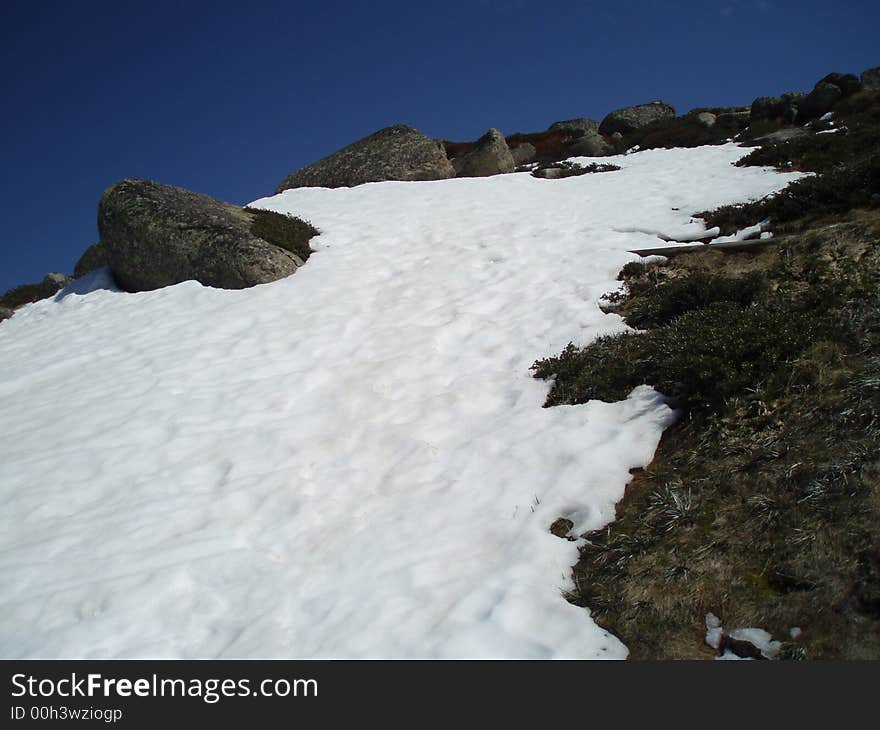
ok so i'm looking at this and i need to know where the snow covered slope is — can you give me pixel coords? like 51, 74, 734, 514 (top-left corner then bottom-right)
0, 145, 802, 658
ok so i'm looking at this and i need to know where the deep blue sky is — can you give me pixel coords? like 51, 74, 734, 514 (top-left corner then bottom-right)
1, 0, 878, 293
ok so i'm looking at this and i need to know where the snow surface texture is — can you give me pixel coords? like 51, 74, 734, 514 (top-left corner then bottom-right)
0, 145, 802, 659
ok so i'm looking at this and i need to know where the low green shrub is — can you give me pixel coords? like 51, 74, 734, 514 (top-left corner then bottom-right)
702, 155, 880, 232
0, 275, 70, 310
246, 207, 318, 262
1, 283, 52, 310
624, 271, 767, 329
736, 125, 879, 175
617, 261, 647, 280
533, 301, 820, 413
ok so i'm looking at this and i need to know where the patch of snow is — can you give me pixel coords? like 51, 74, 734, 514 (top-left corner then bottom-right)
0, 144, 803, 658
728, 628, 782, 659
612, 223, 719, 244
705, 613, 723, 650
710, 219, 771, 244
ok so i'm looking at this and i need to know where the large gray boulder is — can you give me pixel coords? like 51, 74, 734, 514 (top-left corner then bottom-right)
564, 132, 614, 157
599, 101, 676, 136
99, 179, 311, 292
451, 128, 515, 178
276, 124, 454, 192
510, 142, 537, 166
74, 241, 109, 279
547, 118, 600, 136
862, 67, 880, 91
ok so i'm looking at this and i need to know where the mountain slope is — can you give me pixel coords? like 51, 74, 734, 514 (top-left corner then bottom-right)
0, 145, 800, 658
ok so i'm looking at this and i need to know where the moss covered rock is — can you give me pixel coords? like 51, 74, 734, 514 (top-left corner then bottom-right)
451, 128, 515, 178
564, 132, 614, 157
99, 179, 315, 292
276, 124, 454, 192
599, 101, 676, 136
547, 117, 601, 136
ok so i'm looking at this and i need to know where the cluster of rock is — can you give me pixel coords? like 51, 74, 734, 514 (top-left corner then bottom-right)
449, 101, 673, 173
2, 65, 877, 316
272, 101, 677, 193
751, 69, 876, 125
274, 66, 877, 193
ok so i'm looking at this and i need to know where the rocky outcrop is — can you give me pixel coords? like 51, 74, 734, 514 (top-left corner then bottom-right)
695, 112, 716, 127
599, 101, 676, 136
862, 67, 880, 91
0, 306, 13, 323
817, 72, 861, 97
547, 118, 600, 136
751, 73, 864, 126
798, 73, 862, 121
74, 241, 109, 279
99, 179, 311, 292
451, 129, 515, 178
798, 82, 843, 121
510, 142, 536, 166
750, 92, 805, 122
504, 129, 582, 164
276, 124, 454, 192
564, 132, 614, 157
1, 273, 72, 312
